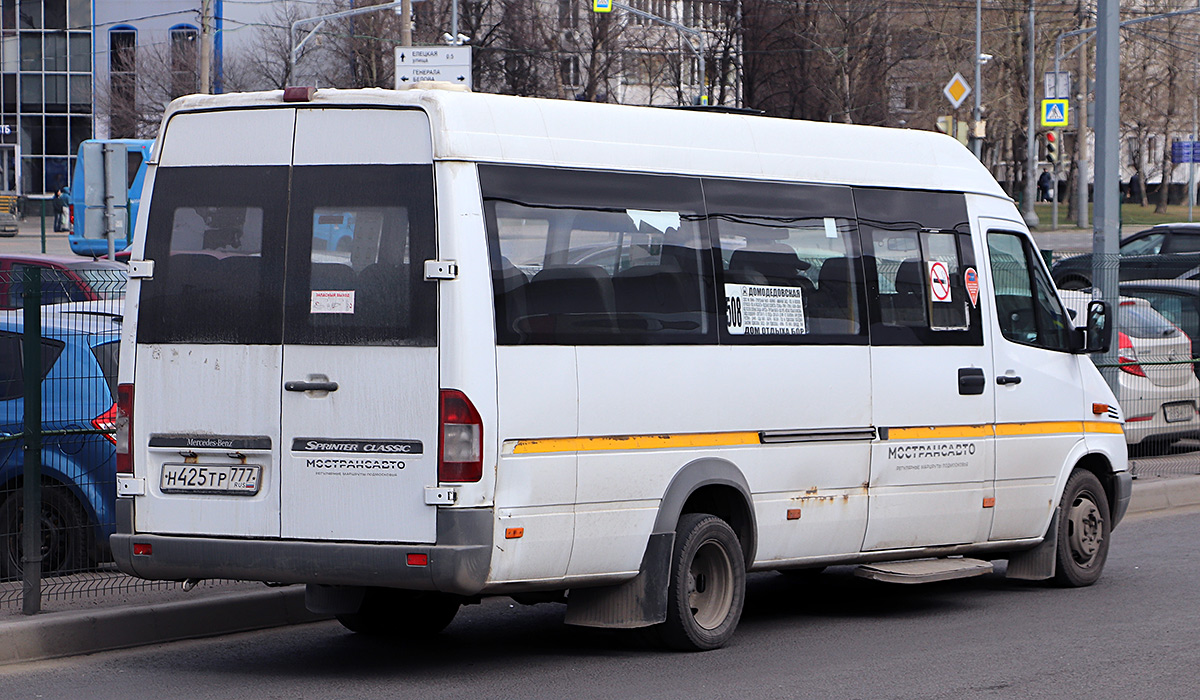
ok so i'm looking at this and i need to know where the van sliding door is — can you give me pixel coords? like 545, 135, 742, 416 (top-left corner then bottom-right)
859, 189, 996, 550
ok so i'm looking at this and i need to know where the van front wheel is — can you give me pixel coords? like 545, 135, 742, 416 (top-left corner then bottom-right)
659, 513, 746, 651
1053, 469, 1111, 587
336, 588, 461, 637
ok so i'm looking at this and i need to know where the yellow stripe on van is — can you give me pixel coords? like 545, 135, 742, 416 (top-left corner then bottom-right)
885, 420, 1123, 440
509, 420, 1123, 455
885, 425, 995, 440
1083, 421, 1125, 435
993, 421, 1084, 437
510, 431, 761, 455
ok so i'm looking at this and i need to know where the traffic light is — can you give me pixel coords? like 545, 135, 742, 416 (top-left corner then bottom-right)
1045, 131, 1058, 163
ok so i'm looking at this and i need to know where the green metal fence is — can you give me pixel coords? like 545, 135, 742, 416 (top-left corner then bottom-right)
0, 266, 129, 612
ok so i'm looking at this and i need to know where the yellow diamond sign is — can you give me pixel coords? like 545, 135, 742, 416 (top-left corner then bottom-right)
943, 72, 971, 109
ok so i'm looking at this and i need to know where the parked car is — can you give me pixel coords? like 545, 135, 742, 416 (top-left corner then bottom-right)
0, 254, 126, 309
1051, 223, 1200, 290
1061, 289, 1200, 446
1119, 279, 1200, 381
0, 304, 121, 579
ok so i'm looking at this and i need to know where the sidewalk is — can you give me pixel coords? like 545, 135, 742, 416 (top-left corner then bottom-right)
1, 216, 75, 256
1, 474, 1198, 666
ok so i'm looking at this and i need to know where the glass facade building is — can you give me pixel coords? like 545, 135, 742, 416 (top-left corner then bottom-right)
0, 0, 92, 195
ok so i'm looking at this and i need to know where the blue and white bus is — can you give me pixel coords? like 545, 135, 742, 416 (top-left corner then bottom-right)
68, 139, 153, 257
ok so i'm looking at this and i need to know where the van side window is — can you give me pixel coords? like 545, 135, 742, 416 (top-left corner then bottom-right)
704, 179, 865, 342
855, 188, 982, 346
987, 230, 1072, 351
481, 165, 714, 345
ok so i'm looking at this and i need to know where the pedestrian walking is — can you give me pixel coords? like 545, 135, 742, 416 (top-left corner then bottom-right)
1038, 169, 1053, 202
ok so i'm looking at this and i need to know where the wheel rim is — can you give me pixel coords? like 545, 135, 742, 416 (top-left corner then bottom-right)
1067, 491, 1104, 567
7, 498, 75, 573
687, 537, 734, 630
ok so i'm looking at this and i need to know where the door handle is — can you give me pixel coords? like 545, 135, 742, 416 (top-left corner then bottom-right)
958, 368, 986, 395
996, 375, 1022, 386
284, 380, 339, 392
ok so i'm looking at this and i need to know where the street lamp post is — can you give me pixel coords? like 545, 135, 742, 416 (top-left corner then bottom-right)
1023, 0, 1039, 228
972, 0, 983, 159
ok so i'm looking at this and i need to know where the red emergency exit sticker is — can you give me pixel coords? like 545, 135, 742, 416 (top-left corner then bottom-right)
965, 267, 979, 308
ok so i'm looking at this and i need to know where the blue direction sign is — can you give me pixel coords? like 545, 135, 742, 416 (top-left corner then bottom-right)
1172, 140, 1196, 164
1040, 99, 1069, 127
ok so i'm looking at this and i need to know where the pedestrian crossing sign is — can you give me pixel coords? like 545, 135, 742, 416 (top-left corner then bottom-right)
593, 0, 613, 11
1041, 99, 1069, 127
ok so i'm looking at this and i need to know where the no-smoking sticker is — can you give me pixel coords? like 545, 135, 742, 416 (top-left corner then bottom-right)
928, 260, 952, 303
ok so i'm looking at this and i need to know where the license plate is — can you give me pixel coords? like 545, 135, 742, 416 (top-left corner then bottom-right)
160, 463, 262, 495
1163, 401, 1195, 423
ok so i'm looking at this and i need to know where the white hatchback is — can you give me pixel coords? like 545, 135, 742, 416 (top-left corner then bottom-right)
1061, 290, 1200, 445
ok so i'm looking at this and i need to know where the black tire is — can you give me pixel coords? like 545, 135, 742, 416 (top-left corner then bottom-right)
1053, 469, 1111, 587
659, 513, 746, 651
336, 588, 461, 637
1057, 276, 1091, 291
0, 483, 91, 581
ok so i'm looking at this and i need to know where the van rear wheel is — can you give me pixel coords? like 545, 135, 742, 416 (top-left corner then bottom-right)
336, 588, 461, 637
1053, 469, 1111, 587
659, 513, 746, 651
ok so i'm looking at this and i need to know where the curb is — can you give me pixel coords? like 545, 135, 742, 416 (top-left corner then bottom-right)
0, 586, 330, 666
1126, 474, 1200, 514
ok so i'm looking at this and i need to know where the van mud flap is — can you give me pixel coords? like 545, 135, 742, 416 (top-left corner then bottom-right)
564, 532, 673, 628
1004, 511, 1058, 581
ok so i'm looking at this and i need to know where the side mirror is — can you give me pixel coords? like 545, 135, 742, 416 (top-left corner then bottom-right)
1080, 300, 1112, 354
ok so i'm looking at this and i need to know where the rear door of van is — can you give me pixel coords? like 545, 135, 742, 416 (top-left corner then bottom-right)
133, 106, 439, 543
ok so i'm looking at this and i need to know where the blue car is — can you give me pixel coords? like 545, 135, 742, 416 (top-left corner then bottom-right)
0, 302, 121, 579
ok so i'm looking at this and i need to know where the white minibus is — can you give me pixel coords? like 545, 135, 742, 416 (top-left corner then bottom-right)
112, 86, 1129, 651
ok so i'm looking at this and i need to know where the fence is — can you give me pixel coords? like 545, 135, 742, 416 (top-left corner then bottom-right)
0, 265, 204, 613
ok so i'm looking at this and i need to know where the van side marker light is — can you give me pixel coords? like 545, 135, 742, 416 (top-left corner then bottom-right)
1092, 403, 1110, 415
133, 543, 152, 556
283, 86, 316, 102
406, 553, 428, 567
786, 509, 802, 521
505, 528, 524, 539
982, 497, 995, 508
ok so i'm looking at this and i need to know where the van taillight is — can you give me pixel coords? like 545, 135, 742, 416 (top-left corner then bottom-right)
1117, 332, 1146, 377
116, 383, 134, 474
439, 389, 482, 483
68, 204, 74, 225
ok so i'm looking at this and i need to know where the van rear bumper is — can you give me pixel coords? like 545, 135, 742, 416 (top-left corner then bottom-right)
110, 502, 494, 596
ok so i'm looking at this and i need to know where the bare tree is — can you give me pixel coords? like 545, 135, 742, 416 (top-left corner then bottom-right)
96, 39, 200, 139
222, 0, 333, 91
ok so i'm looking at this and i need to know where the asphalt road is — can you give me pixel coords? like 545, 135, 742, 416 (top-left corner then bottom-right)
2, 508, 1197, 700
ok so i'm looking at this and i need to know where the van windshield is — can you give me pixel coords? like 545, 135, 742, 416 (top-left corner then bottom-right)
137, 165, 436, 346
